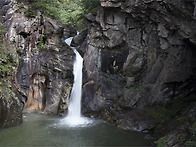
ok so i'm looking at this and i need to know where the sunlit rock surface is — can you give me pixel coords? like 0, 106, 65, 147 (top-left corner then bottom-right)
0, 0, 76, 115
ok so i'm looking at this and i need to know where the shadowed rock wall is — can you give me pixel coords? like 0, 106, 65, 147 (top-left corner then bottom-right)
74, 1, 196, 141
78, 0, 196, 145
81, 0, 196, 113
0, 88, 22, 129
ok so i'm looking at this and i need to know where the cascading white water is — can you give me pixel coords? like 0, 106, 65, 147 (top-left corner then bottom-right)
61, 37, 92, 127
67, 49, 83, 118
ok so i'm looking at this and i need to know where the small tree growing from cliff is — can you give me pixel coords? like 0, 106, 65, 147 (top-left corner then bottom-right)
0, 24, 17, 83
81, 0, 101, 14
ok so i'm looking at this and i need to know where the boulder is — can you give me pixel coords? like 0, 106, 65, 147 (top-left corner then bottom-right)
0, 88, 22, 129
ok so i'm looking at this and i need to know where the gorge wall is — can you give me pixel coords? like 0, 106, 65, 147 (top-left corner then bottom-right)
0, 0, 76, 116
76, 0, 196, 145
81, 0, 196, 113
1, 0, 196, 145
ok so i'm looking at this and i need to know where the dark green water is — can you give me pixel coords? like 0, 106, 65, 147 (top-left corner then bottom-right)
0, 113, 153, 146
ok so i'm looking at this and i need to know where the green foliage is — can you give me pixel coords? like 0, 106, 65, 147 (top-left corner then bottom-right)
6, 87, 14, 97
0, 88, 15, 104
147, 95, 195, 128
184, 141, 196, 147
16, 48, 21, 53
147, 105, 170, 124
81, 0, 101, 14
0, 23, 17, 83
183, 122, 196, 146
24, 10, 36, 18
58, 0, 100, 30
190, 122, 196, 138
0, 24, 6, 51
4, 96, 10, 102
16, 0, 101, 30
0, 65, 10, 72
154, 136, 167, 147
129, 83, 143, 92
148, 95, 196, 146
58, 0, 84, 30
175, 133, 187, 142
0, 89, 3, 96
37, 35, 45, 51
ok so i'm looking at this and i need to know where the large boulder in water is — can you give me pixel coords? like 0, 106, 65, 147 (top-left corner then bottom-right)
0, 88, 22, 128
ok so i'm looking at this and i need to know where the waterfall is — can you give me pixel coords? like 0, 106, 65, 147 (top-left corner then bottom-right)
61, 37, 92, 127
67, 48, 83, 118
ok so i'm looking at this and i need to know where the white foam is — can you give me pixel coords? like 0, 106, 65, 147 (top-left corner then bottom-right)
60, 116, 93, 128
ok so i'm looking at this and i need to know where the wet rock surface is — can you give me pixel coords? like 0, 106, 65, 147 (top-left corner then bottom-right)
0, 88, 22, 129
81, 0, 196, 146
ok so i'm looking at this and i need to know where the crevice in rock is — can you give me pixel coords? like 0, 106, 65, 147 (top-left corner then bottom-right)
19, 32, 29, 38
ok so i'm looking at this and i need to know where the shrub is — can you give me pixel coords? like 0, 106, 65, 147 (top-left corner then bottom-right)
0, 23, 17, 82
16, 0, 101, 30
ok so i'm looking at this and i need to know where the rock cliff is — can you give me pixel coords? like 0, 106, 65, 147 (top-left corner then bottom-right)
82, 0, 196, 112
78, 0, 196, 145
1, 0, 196, 145
0, 0, 76, 115
0, 87, 22, 129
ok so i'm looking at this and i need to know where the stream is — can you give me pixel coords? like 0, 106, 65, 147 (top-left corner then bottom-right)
0, 113, 153, 146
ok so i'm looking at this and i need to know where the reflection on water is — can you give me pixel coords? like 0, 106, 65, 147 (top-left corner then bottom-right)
0, 113, 153, 146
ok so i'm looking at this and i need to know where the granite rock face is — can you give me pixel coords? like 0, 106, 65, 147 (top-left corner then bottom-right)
0, 0, 76, 115
80, 0, 196, 141
0, 88, 22, 129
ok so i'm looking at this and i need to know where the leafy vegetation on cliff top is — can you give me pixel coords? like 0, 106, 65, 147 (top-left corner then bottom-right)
0, 23, 17, 86
16, 0, 100, 30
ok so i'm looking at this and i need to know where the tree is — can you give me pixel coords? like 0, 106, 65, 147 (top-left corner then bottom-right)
16, 0, 101, 30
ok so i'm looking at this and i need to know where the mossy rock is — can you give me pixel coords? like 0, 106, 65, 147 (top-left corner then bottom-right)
154, 136, 168, 147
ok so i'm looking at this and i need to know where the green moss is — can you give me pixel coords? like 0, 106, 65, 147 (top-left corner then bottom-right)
24, 10, 36, 18
6, 88, 14, 97
184, 141, 196, 147
148, 95, 196, 127
148, 95, 196, 146
147, 105, 170, 124
154, 136, 167, 147
37, 35, 45, 51
4, 96, 9, 102
16, 47, 21, 53
108, 77, 113, 82
124, 65, 141, 76
93, 39, 99, 45
18, 3, 25, 9
0, 89, 2, 96
0, 65, 10, 72
0, 23, 18, 83
0, 89, 10, 103
175, 133, 187, 142
190, 122, 196, 136
129, 83, 143, 92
